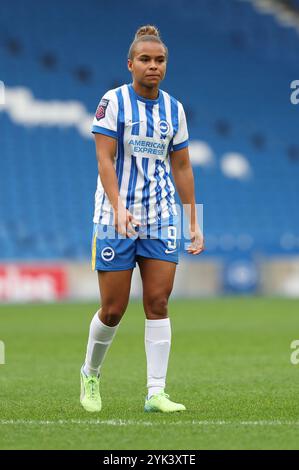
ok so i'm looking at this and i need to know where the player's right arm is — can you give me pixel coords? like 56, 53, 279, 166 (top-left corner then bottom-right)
94, 133, 139, 238
92, 92, 140, 237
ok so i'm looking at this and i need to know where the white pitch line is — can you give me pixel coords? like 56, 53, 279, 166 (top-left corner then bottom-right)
0, 419, 299, 426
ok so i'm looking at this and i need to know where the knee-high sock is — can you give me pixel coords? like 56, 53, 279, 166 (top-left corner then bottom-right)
145, 318, 171, 399
83, 310, 119, 376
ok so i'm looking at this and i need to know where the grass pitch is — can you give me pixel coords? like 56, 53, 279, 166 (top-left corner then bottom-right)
0, 298, 299, 449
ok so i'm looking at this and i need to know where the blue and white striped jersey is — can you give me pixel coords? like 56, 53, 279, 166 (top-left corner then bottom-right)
92, 83, 189, 225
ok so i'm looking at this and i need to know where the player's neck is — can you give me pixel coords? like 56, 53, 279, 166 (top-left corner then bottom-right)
131, 82, 159, 101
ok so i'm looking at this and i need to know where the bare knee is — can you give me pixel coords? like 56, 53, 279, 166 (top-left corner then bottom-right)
144, 295, 169, 319
100, 304, 127, 327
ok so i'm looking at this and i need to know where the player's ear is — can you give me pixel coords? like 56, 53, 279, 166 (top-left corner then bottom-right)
127, 59, 133, 72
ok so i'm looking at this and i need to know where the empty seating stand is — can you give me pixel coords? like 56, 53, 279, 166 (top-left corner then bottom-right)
0, 0, 298, 260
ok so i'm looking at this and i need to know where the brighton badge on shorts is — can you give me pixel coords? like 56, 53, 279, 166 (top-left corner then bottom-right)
95, 99, 109, 121
101, 247, 115, 262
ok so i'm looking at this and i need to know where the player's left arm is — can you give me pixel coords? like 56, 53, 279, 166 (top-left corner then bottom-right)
170, 146, 204, 255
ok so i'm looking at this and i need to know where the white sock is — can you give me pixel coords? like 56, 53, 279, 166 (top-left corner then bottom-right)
145, 318, 171, 399
83, 310, 119, 376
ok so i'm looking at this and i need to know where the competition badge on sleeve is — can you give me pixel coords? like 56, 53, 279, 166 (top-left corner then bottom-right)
95, 98, 109, 121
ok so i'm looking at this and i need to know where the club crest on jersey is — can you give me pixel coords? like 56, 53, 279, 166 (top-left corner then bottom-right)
95, 99, 109, 121
158, 120, 170, 138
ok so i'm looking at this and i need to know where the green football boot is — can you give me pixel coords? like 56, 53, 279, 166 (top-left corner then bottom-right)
144, 391, 186, 413
80, 366, 102, 412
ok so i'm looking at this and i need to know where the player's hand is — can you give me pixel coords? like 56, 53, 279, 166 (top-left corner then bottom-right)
125, 209, 141, 238
114, 205, 140, 238
187, 224, 205, 255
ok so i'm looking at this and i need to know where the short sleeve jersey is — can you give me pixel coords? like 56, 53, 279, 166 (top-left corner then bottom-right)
92, 83, 189, 225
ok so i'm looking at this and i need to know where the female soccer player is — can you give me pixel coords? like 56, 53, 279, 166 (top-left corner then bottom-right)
80, 25, 204, 413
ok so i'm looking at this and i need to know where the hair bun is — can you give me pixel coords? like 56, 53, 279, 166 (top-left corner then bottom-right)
135, 25, 160, 40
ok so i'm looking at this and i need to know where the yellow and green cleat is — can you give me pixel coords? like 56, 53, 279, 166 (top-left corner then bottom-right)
144, 391, 186, 413
80, 367, 102, 412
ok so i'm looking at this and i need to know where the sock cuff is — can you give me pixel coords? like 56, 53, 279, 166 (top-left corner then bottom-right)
93, 311, 119, 332
145, 318, 170, 328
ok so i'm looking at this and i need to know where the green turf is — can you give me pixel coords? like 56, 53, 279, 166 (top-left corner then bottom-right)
0, 298, 299, 449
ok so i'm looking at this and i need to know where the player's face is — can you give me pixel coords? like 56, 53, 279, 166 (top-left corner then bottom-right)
128, 42, 167, 88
